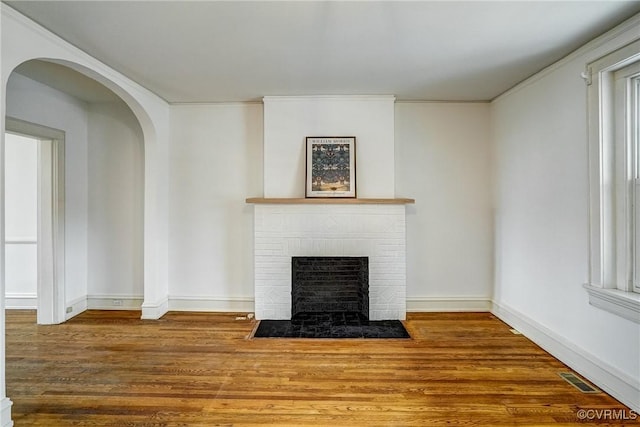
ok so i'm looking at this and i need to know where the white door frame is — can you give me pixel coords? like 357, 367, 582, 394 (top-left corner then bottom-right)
5, 117, 65, 325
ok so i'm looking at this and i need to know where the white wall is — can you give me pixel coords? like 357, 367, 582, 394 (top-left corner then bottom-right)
263, 96, 395, 198
395, 102, 493, 310
87, 102, 144, 304
4, 133, 38, 303
168, 103, 263, 310
4, 134, 37, 240
491, 17, 640, 411
167, 101, 494, 315
5, 82, 495, 317
6, 72, 89, 307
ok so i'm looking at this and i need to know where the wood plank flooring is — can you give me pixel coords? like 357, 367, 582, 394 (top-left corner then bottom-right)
5, 310, 637, 426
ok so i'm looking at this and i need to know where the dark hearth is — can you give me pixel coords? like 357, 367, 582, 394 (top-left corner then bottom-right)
291, 256, 369, 320
253, 313, 410, 339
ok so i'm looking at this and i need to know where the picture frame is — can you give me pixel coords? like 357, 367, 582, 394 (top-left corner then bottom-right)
306, 136, 356, 198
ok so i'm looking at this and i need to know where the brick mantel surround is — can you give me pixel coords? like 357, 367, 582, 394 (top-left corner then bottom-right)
248, 200, 413, 320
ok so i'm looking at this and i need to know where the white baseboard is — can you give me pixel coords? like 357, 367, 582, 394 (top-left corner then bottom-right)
87, 294, 143, 310
407, 296, 492, 312
492, 301, 640, 413
25, 294, 252, 318
5, 294, 36, 310
0, 397, 13, 427
65, 296, 87, 320
169, 296, 254, 313
141, 297, 169, 320
10, 294, 490, 315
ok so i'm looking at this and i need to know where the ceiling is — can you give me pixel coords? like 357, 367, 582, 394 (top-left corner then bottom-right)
5, 1, 640, 103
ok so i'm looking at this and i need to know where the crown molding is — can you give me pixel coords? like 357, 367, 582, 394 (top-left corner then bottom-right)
493, 11, 640, 103
263, 95, 396, 103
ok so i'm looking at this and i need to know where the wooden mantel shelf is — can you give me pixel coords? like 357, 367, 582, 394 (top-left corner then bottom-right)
246, 197, 415, 205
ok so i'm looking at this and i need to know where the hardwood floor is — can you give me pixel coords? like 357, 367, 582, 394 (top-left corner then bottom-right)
5, 310, 636, 426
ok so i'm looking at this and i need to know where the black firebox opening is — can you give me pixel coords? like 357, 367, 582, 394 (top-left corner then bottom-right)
291, 256, 369, 321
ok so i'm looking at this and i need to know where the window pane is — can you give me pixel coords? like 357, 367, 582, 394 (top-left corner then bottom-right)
634, 77, 640, 293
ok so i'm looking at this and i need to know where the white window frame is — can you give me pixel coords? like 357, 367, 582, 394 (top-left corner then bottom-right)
629, 71, 640, 293
585, 39, 640, 323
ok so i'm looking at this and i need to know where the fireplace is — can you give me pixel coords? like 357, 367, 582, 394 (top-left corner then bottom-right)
291, 256, 369, 320
252, 203, 407, 320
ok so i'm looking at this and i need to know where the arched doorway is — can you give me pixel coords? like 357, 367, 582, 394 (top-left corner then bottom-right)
5, 60, 146, 324
2, 56, 169, 320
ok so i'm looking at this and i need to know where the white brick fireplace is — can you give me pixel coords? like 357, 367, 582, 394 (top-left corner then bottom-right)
250, 95, 412, 321
253, 203, 407, 320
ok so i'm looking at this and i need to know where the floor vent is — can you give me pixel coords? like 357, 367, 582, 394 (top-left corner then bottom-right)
559, 372, 601, 394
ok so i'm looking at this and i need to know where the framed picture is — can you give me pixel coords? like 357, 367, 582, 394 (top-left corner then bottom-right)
306, 136, 356, 198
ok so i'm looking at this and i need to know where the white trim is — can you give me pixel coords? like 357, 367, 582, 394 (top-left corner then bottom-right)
87, 295, 143, 311
36, 136, 66, 325
584, 284, 640, 323
263, 95, 396, 103
141, 297, 169, 320
170, 100, 490, 106
4, 294, 36, 310
169, 295, 254, 313
0, 397, 13, 427
492, 301, 640, 413
586, 39, 640, 291
168, 296, 254, 313
64, 296, 87, 320
4, 238, 36, 245
170, 101, 263, 107
7, 294, 256, 314
407, 297, 492, 312
584, 38, 640, 322
6, 117, 66, 325
395, 100, 490, 105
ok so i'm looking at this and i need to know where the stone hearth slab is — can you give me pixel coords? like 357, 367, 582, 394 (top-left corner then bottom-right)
252, 312, 410, 339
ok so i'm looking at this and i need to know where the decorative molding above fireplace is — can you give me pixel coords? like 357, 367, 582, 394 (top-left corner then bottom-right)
252, 203, 408, 320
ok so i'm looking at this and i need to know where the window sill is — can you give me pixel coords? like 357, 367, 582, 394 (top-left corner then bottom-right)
583, 284, 640, 323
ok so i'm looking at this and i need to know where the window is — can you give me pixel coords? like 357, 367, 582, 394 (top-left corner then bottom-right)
625, 65, 640, 293
585, 39, 640, 323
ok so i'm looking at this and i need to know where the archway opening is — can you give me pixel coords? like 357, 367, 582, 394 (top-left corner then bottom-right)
5, 59, 145, 323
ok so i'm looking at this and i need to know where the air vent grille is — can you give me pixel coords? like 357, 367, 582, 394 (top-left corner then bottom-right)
559, 372, 601, 394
